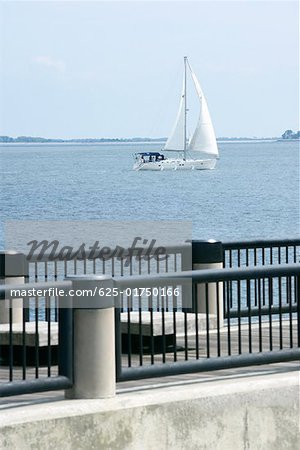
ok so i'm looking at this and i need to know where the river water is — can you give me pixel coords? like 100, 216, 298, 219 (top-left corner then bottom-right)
0, 140, 299, 248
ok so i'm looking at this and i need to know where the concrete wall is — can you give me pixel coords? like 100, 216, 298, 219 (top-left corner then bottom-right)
0, 371, 299, 450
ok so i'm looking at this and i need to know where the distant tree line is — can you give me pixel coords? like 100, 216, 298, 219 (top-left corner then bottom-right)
0, 136, 166, 143
1, 132, 299, 144
0, 136, 57, 143
281, 130, 300, 140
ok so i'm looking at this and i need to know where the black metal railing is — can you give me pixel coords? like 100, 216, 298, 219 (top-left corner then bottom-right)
21, 239, 300, 323
222, 239, 300, 318
223, 238, 300, 268
0, 239, 299, 398
25, 239, 300, 284
24, 239, 300, 322
27, 245, 191, 283
0, 281, 72, 397
113, 264, 300, 381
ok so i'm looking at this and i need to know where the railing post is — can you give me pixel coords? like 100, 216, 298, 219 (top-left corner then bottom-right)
181, 244, 193, 310
65, 275, 116, 399
192, 240, 224, 322
0, 251, 28, 324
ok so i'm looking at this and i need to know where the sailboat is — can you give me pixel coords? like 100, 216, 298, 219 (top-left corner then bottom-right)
133, 57, 219, 171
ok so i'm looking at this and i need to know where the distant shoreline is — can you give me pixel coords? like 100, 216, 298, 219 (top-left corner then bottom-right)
0, 139, 285, 147
1, 135, 299, 147
0, 135, 292, 144
0, 138, 292, 146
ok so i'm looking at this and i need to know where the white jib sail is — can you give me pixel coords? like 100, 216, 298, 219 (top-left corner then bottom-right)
188, 66, 219, 157
164, 76, 186, 152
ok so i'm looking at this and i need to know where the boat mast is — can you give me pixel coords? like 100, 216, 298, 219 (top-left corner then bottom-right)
183, 56, 187, 160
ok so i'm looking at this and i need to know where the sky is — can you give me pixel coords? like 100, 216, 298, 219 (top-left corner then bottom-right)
0, 0, 299, 139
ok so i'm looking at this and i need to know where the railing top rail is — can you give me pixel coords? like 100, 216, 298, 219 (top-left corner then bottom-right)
24, 243, 191, 263
2, 238, 300, 263
1, 263, 300, 299
114, 263, 300, 288
222, 238, 300, 250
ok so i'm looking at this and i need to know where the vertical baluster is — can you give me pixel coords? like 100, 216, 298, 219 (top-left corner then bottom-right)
114, 307, 122, 381
64, 260, 67, 278
22, 296, 27, 380
247, 280, 252, 353
127, 293, 132, 368
246, 248, 249, 267
236, 249, 240, 268
216, 281, 221, 357
112, 257, 115, 277
150, 290, 155, 365
35, 295, 39, 378
205, 283, 210, 358
288, 276, 293, 348
161, 292, 166, 363
173, 291, 178, 362
278, 276, 283, 349
268, 278, 273, 351
194, 283, 199, 359
184, 298, 188, 361
297, 275, 300, 348
258, 278, 262, 352
237, 280, 242, 354
9, 298, 13, 381
35, 262, 38, 282
138, 290, 143, 366
46, 294, 51, 377
227, 279, 231, 356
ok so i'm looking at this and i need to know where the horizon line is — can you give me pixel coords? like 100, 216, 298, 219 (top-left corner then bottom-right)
0, 135, 288, 142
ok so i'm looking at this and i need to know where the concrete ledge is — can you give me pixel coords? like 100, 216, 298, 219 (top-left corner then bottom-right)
0, 371, 299, 449
121, 311, 219, 336
0, 313, 218, 348
0, 322, 58, 346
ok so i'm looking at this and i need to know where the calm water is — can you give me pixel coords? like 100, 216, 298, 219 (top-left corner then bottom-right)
0, 140, 299, 248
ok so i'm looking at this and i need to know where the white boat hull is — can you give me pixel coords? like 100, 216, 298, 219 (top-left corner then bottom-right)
133, 158, 217, 171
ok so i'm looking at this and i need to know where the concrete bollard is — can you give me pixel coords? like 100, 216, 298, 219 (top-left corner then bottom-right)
0, 251, 28, 324
65, 276, 116, 400
192, 240, 224, 323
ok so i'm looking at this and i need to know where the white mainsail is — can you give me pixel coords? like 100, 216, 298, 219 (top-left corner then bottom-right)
164, 76, 186, 152
187, 65, 219, 157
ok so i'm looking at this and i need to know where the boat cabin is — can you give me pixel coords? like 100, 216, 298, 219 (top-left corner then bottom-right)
135, 152, 166, 163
